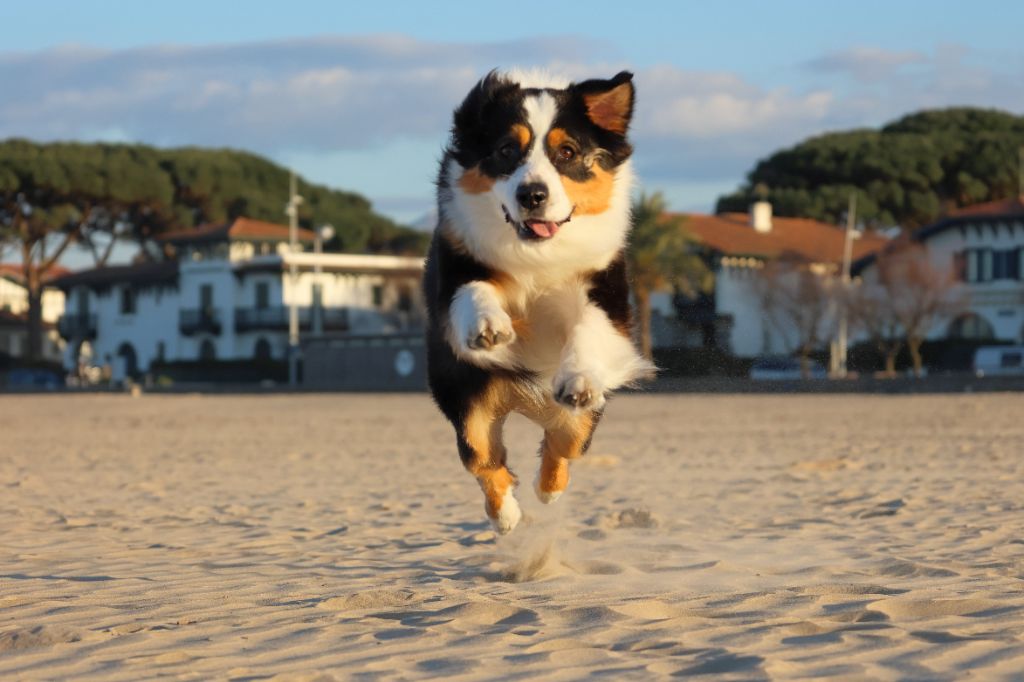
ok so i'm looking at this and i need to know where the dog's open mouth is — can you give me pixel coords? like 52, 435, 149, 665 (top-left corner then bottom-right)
502, 205, 575, 241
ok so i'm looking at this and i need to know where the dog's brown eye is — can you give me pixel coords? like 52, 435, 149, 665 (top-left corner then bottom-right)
558, 145, 576, 162
498, 142, 518, 159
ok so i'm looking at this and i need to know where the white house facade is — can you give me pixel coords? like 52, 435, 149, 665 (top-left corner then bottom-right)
854, 197, 1024, 343
53, 218, 424, 380
672, 203, 887, 358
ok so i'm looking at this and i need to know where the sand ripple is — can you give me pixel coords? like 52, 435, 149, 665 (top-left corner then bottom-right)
1, 393, 1023, 680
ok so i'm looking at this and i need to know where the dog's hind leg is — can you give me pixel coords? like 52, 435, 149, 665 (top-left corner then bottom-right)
456, 384, 521, 534
534, 407, 601, 504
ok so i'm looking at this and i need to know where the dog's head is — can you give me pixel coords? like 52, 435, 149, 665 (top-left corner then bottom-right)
441, 70, 636, 274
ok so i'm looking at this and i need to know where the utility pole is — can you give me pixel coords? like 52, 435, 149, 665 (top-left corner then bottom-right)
1018, 145, 1024, 200
835, 192, 858, 378
286, 172, 303, 387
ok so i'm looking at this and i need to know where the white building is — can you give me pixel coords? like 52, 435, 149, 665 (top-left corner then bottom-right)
0, 264, 66, 361
853, 197, 1024, 343
671, 203, 888, 358
52, 217, 424, 380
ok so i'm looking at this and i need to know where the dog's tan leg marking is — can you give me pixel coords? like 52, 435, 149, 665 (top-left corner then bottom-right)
534, 406, 593, 503
462, 381, 521, 534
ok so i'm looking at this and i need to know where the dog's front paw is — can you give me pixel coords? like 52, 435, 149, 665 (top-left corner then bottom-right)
553, 371, 606, 411
466, 309, 515, 352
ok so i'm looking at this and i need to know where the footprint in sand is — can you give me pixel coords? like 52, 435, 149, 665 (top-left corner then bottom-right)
318, 589, 416, 611
595, 508, 659, 530
433, 601, 539, 628
855, 498, 905, 519
868, 597, 1012, 620
564, 559, 625, 576
0, 625, 83, 651
610, 599, 685, 621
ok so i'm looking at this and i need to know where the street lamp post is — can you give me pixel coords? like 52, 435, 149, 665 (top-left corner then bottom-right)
835, 193, 859, 378
285, 172, 303, 386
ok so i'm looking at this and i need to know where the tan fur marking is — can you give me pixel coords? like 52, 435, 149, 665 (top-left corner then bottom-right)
478, 466, 516, 518
537, 455, 568, 495
511, 123, 531, 151
560, 165, 615, 216
511, 317, 531, 340
462, 380, 516, 519
457, 165, 495, 194
486, 272, 531, 340
583, 82, 632, 134
543, 410, 594, 460
537, 410, 594, 495
546, 127, 570, 151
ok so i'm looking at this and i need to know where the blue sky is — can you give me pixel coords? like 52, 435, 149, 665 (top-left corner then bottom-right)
4, 1, 1024, 229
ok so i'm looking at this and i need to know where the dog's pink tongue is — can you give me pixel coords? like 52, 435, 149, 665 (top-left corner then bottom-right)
526, 220, 558, 238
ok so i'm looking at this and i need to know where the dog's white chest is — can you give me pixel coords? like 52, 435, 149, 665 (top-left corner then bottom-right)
506, 281, 589, 377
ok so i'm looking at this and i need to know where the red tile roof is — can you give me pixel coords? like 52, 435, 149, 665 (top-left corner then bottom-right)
676, 212, 888, 265
0, 263, 73, 284
947, 196, 1024, 218
158, 217, 316, 244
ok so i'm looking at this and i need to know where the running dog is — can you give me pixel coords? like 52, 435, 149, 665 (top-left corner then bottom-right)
423, 69, 653, 534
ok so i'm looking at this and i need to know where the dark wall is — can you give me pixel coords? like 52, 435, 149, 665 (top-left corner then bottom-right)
302, 334, 426, 391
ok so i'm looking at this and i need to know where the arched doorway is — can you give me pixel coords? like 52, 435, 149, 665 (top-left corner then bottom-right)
253, 337, 272, 361
199, 339, 217, 361
948, 313, 995, 340
116, 342, 138, 378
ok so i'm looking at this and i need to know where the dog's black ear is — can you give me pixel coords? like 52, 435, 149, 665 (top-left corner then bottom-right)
452, 70, 513, 135
574, 71, 634, 135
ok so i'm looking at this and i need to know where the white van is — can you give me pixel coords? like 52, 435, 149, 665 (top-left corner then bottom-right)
973, 346, 1024, 377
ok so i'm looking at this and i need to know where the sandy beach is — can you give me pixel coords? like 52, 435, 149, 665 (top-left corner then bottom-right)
2, 392, 1023, 680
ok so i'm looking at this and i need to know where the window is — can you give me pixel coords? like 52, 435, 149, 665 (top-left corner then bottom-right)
200, 284, 214, 313
1001, 352, 1023, 369
962, 248, 995, 282
397, 285, 413, 312
993, 249, 1021, 280
155, 341, 166, 363
372, 285, 384, 308
255, 282, 270, 310
120, 287, 136, 315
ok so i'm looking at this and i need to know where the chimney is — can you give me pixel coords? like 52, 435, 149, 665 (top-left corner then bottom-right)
751, 200, 773, 233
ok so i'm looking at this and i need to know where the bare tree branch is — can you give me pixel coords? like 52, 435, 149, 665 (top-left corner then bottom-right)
758, 259, 836, 377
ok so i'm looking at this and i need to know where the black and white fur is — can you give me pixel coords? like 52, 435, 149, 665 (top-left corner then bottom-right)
423, 69, 653, 534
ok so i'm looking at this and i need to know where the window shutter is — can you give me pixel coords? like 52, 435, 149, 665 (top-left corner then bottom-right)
952, 251, 967, 281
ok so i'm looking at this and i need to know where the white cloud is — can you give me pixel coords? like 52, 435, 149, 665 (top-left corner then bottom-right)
1, 37, 1021, 217
805, 46, 927, 82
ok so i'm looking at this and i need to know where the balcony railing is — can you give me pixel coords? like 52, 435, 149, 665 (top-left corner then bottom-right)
235, 306, 350, 332
57, 313, 97, 340
179, 308, 222, 336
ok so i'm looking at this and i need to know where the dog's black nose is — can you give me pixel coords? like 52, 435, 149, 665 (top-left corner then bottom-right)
516, 182, 548, 210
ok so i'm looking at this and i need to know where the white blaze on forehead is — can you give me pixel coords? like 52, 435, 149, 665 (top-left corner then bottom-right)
523, 92, 558, 146
511, 92, 573, 219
